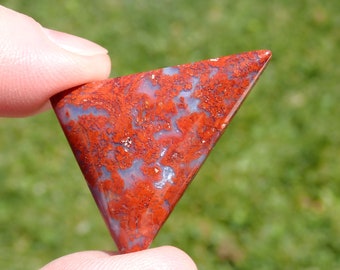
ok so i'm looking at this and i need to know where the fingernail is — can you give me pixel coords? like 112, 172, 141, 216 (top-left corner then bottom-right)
42, 27, 108, 56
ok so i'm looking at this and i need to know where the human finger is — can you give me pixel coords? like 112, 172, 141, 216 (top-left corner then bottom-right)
40, 246, 197, 270
0, 5, 111, 117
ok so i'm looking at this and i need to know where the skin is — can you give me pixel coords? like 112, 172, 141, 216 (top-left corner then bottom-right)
0, 5, 197, 270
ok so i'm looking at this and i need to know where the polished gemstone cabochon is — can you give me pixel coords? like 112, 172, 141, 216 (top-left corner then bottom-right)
51, 50, 271, 253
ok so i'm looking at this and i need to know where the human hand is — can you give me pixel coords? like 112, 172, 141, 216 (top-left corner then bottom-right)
1, 5, 197, 270
0, 5, 111, 117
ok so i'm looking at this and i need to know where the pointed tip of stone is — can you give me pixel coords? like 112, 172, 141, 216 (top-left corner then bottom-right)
255, 49, 272, 82
259, 49, 272, 57
257, 49, 272, 64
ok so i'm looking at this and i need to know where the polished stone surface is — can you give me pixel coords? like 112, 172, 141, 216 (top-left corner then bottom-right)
51, 50, 271, 253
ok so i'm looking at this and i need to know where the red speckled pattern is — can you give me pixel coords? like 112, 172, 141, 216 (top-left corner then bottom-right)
51, 50, 271, 253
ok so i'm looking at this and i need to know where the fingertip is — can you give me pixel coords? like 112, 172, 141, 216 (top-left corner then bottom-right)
106, 246, 198, 270
0, 5, 111, 117
40, 246, 197, 270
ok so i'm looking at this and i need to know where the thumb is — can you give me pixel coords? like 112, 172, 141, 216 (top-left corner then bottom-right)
0, 5, 111, 117
40, 246, 198, 270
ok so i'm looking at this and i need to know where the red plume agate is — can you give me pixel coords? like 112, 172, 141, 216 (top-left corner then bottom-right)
51, 50, 271, 253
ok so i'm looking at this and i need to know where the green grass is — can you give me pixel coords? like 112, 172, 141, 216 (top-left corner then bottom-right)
1, 0, 339, 269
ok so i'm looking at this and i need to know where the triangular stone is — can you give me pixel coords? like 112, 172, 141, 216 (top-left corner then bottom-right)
51, 50, 271, 253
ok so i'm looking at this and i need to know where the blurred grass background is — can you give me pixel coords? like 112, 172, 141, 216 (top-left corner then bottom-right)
0, 0, 339, 269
